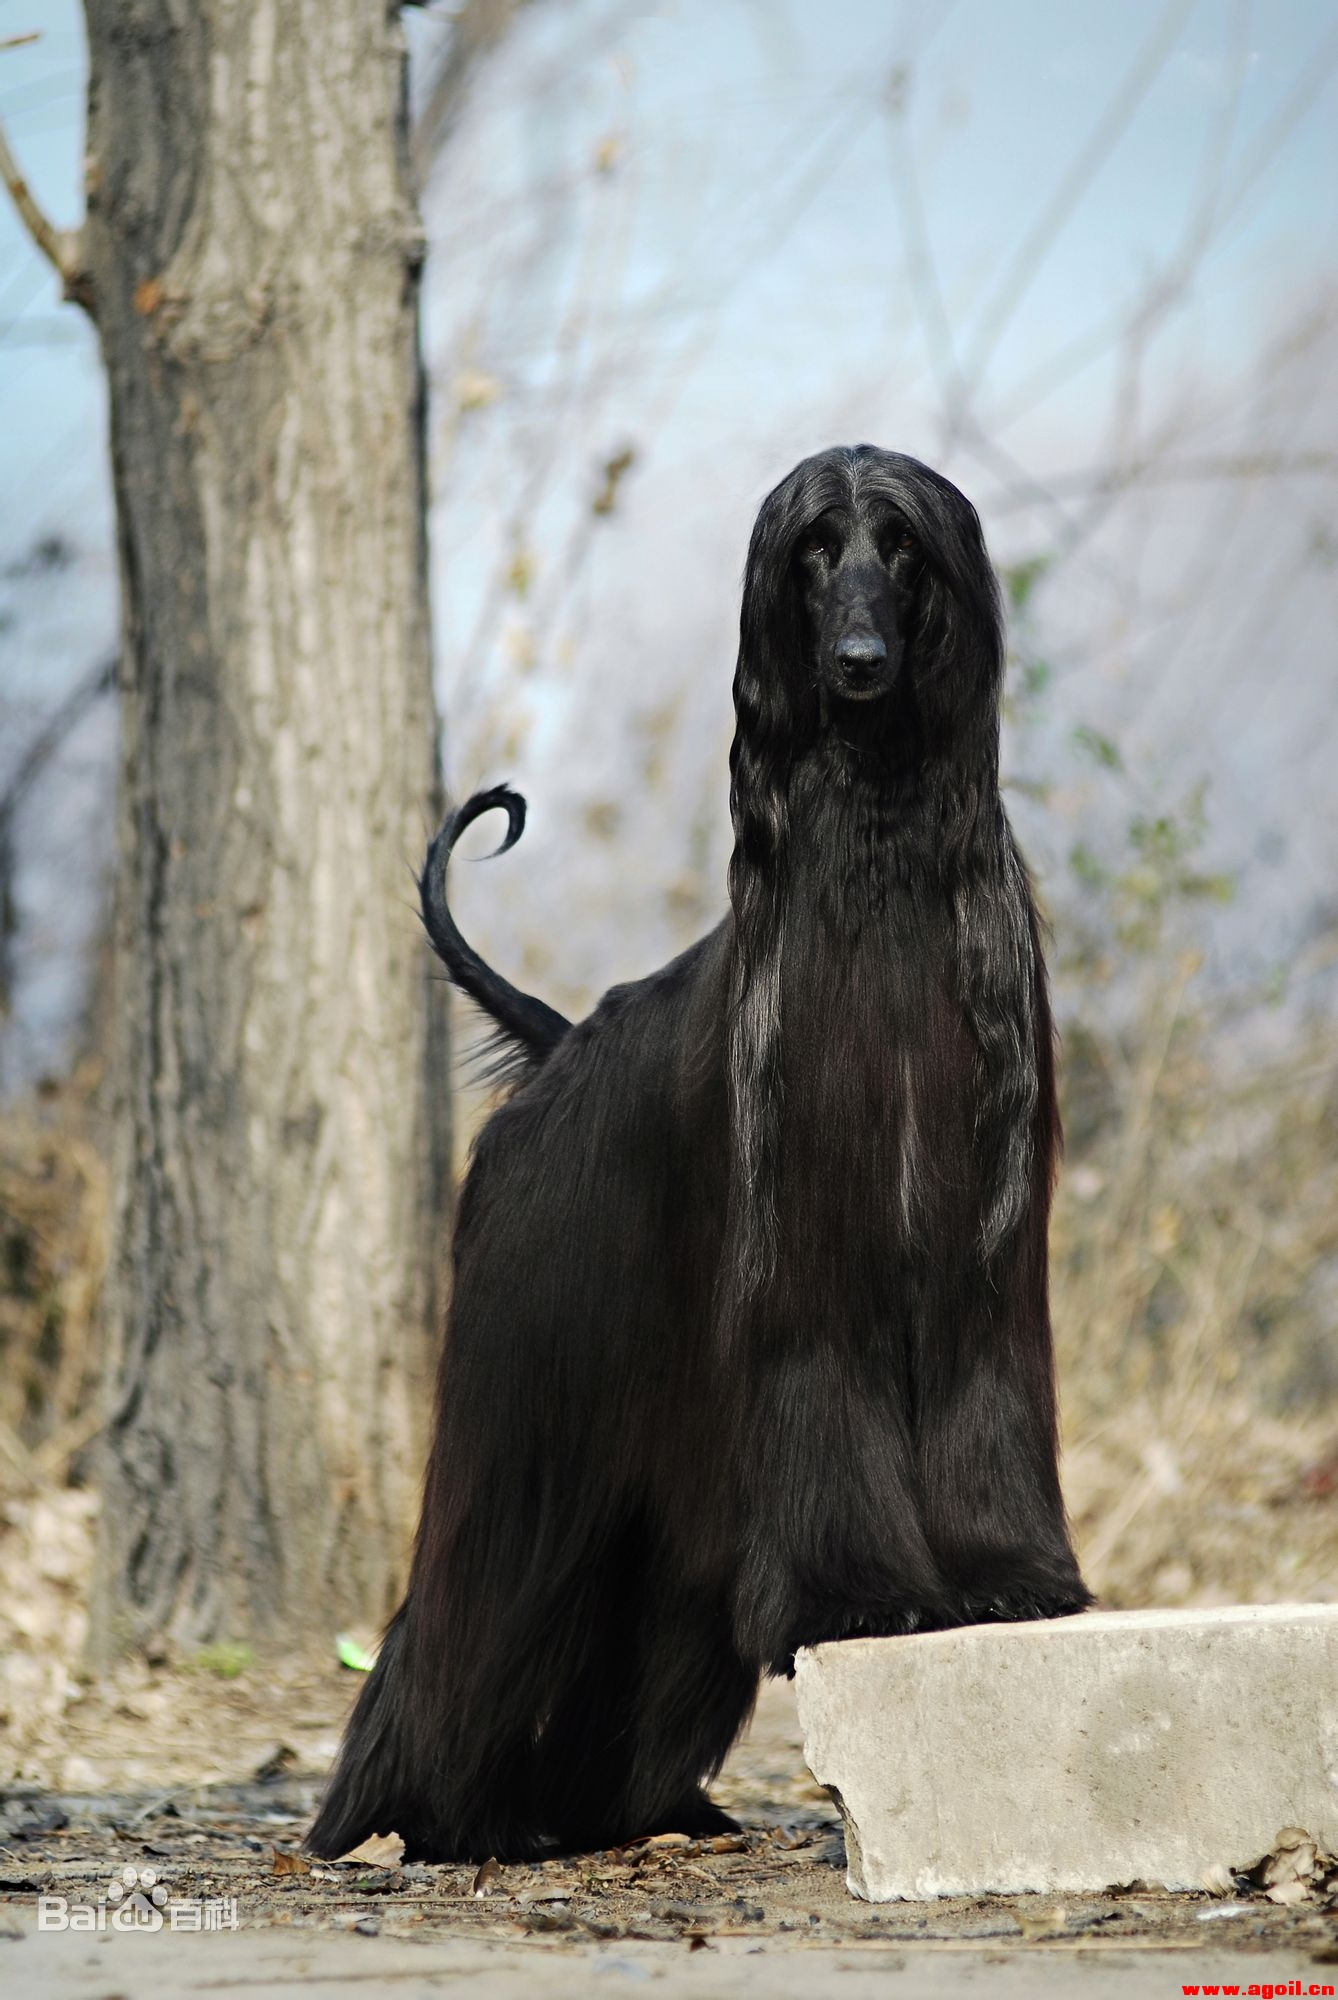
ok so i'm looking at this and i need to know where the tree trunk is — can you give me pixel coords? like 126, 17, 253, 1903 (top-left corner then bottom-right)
82, 0, 448, 1656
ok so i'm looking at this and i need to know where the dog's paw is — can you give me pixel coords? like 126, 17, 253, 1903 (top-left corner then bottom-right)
938, 1547, 1093, 1629
771, 1599, 950, 1672
622, 1790, 743, 1842
953, 1582, 1091, 1626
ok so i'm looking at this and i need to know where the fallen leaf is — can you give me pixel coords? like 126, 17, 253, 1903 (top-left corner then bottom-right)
254, 1744, 297, 1782
1247, 1826, 1328, 1905
473, 1856, 502, 1897
1016, 1905, 1068, 1940
522, 1906, 576, 1933
271, 1847, 310, 1877
336, 1832, 405, 1869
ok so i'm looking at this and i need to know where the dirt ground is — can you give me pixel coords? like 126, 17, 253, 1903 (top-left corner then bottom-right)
2, 1663, 1337, 1997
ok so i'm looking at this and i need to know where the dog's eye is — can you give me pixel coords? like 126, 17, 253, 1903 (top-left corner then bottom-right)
893, 529, 916, 556
798, 532, 829, 563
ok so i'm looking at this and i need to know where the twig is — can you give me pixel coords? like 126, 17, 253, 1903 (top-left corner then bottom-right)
0, 113, 92, 311
0, 656, 115, 1012
0, 656, 116, 826
31, 1405, 104, 1482
944, 0, 1195, 447
413, 0, 532, 187
988, 451, 1338, 513
1079, 1467, 1163, 1579
0, 1415, 30, 1475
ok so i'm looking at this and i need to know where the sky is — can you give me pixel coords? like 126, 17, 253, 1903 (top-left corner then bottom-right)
2, 0, 1336, 1079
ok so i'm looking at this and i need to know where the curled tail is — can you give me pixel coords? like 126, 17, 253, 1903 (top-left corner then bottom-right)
420, 786, 571, 1074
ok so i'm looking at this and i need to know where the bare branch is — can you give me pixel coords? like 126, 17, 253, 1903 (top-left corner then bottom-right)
0, 654, 115, 1016
943, 0, 1196, 446
0, 114, 91, 312
0, 656, 116, 830
412, 0, 530, 187
991, 11, 1338, 439
988, 451, 1338, 515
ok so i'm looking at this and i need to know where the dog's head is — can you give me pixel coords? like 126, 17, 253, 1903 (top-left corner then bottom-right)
735, 444, 1004, 748
791, 485, 918, 705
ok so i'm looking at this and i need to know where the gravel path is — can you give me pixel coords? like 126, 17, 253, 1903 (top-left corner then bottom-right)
3, 1677, 1336, 1996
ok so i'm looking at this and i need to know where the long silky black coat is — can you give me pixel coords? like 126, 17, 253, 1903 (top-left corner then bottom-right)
307, 445, 1090, 1865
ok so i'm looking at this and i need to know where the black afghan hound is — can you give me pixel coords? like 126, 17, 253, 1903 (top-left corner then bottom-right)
307, 444, 1090, 1866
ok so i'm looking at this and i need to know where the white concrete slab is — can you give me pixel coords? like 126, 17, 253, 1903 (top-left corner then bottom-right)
794, 1604, 1338, 1901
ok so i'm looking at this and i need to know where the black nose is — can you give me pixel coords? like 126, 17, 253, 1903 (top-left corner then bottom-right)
836, 632, 888, 679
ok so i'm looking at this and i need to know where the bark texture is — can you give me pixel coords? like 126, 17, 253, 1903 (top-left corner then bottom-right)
83, 0, 448, 1655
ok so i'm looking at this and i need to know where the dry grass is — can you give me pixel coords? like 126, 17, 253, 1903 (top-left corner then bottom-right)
1054, 957, 1338, 1608
0, 1056, 107, 1482
0, 1061, 108, 1764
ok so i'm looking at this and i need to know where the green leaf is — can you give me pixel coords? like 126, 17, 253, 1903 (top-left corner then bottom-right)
1073, 725, 1123, 772
1178, 869, 1235, 904
1003, 554, 1050, 612
1003, 774, 1053, 804
336, 1632, 378, 1673
1069, 842, 1107, 889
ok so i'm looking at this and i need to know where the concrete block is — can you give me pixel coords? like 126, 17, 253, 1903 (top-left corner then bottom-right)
793, 1604, 1338, 1901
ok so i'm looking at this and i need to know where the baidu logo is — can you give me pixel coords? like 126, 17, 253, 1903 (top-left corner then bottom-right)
108, 1865, 169, 1929
38, 1865, 237, 1933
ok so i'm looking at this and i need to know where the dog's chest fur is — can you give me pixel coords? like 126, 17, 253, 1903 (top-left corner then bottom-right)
778, 785, 980, 1265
